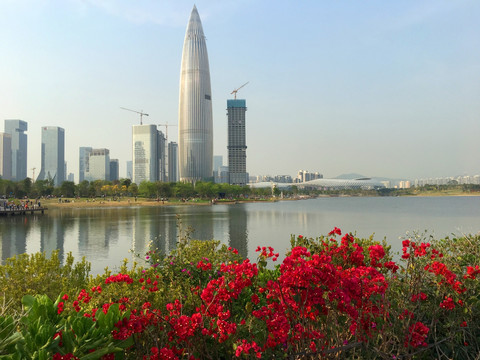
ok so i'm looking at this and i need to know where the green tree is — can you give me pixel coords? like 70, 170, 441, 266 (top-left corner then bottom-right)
195, 181, 215, 199
120, 178, 132, 188
138, 181, 156, 198
21, 177, 33, 196
77, 180, 90, 197
174, 182, 195, 198
92, 180, 106, 197
33, 179, 54, 197
128, 183, 138, 196
60, 181, 76, 197
156, 182, 173, 198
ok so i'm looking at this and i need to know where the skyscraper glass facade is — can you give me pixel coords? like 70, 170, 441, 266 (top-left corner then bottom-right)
79, 146, 92, 183
4, 119, 27, 181
132, 125, 158, 185
178, 6, 213, 182
37, 126, 65, 186
0, 133, 12, 180
227, 99, 248, 186
168, 142, 179, 182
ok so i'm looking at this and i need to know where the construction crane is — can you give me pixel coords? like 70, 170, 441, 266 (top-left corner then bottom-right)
231, 81, 249, 99
158, 122, 178, 144
120, 107, 149, 125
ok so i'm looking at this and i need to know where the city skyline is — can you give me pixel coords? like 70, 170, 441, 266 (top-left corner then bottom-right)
0, 1, 479, 181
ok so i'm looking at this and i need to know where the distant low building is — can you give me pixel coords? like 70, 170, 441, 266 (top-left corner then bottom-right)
296, 170, 323, 183
250, 178, 385, 191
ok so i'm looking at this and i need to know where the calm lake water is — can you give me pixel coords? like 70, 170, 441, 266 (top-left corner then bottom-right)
1, 196, 479, 274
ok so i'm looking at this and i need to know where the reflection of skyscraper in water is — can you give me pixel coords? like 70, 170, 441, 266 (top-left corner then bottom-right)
179, 209, 214, 242
0, 217, 29, 261
40, 216, 65, 263
228, 205, 248, 258
132, 208, 164, 261
148, 210, 171, 259
76, 210, 113, 260
168, 215, 178, 254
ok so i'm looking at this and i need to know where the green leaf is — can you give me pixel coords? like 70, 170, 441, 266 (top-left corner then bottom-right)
21, 295, 35, 310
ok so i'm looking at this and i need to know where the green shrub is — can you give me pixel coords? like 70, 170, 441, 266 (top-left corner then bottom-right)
0, 251, 91, 312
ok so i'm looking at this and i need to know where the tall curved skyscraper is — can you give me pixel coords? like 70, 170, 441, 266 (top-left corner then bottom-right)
178, 5, 213, 182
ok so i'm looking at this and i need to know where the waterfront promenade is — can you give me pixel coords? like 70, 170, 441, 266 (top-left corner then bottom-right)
0, 207, 47, 216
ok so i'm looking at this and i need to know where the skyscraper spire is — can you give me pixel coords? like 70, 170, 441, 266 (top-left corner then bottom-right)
178, 5, 213, 182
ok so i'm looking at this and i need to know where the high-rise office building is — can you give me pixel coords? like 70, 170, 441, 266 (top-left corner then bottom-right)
4, 120, 28, 181
213, 155, 223, 173
178, 5, 213, 183
168, 142, 179, 182
79, 147, 93, 183
0, 133, 12, 180
126, 161, 133, 180
158, 131, 167, 182
227, 99, 248, 186
37, 126, 65, 186
84, 149, 110, 182
110, 159, 119, 182
213, 155, 223, 183
132, 124, 158, 185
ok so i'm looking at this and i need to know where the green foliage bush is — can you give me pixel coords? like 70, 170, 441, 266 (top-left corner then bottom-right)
0, 231, 479, 359
0, 251, 91, 312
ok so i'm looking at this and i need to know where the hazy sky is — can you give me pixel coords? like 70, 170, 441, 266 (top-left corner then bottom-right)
1, 0, 479, 181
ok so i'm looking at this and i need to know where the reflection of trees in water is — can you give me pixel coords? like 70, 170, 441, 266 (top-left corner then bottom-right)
228, 205, 248, 259
179, 208, 214, 242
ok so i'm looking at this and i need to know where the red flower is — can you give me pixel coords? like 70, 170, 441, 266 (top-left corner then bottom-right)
328, 227, 342, 236
405, 322, 429, 348
440, 297, 455, 310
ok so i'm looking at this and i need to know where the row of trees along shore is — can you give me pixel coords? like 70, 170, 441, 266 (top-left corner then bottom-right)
1, 177, 480, 200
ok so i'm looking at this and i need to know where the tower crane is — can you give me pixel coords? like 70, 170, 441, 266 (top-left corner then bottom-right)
157, 122, 178, 144
120, 107, 149, 125
231, 81, 249, 99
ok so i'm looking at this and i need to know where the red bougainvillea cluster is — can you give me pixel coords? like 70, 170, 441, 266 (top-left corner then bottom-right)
51, 228, 479, 359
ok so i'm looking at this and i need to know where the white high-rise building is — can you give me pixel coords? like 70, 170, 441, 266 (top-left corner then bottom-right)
178, 6, 213, 182
84, 149, 110, 182
132, 125, 158, 185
